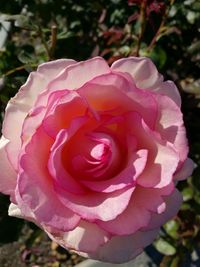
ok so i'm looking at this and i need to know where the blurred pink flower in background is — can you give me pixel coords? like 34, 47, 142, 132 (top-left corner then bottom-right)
0, 57, 194, 263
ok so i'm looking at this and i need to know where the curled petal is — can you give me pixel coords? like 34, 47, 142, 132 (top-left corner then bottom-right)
155, 94, 188, 165
48, 129, 86, 194
174, 158, 195, 181
43, 91, 87, 138
125, 112, 179, 188
17, 126, 80, 232
111, 57, 163, 89
81, 149, 148, 193
78, 72, 158, 129
111, 57, 181, 106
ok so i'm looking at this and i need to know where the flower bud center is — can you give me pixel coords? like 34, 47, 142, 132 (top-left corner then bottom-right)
68, 132, 120, 180
90, 142, 110, 161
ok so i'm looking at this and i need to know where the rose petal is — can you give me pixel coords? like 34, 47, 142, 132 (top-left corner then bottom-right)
3, 59, 76, 170
174, 158, 195, 181
0, 136, 16, 196
8, 203, 24, 218
81, 149, 148, 193
43, 91, 87, 138
55, 185, 134, 222
47, 57, 110, 92
48, 128, 86, 194
111, 57, 182, 106
37, 59, 76, 78
17, 126, 80, 231
8, 202, 37, 224
21, 89, 85, 148
47, 220, 110, 254
78, 72, 158, 129
98, 198, 151, 235
111, 57, 163, 89
97, 184, 171, 235
86, 228, 159, 263
155, 80, 181, 107
155, 94, 188, 164
125, 112, 179, 188
146, 188, 182, 230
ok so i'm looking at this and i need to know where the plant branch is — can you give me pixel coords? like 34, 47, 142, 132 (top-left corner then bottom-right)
147, 0, 175, 52
49, 24, 57, 59
2, 64, 37, 78
135, 0, 147, 56
37, 24, 51, 60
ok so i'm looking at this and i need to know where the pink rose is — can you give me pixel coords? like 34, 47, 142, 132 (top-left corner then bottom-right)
0, 57, 194, 263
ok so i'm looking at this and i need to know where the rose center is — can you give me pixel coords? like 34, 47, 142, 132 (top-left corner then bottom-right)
66, 132, 121, 180
90, 142, 110, 161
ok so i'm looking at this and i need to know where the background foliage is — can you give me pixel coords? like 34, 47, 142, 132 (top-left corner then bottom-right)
0, 0, 200, 266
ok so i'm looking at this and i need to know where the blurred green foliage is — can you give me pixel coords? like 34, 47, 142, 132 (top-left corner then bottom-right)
0, 0, 200, 266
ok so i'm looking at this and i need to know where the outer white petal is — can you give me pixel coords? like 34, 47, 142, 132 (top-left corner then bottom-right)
9, 202, 37, 225
8, 203, 23, 218
46, 220, 110, 254
0, 136, 16, 196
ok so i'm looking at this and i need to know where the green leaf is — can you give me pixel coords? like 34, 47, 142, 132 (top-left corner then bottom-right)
118, 45, 131, 56
140, 45, 167, 68
154, 239, 176, 256
182, 187, 194, 202
57, 31, 75, 40
181, 203, 191, 210
149, 46, 167, 68
194, 190, 200, 205
164, 220, 179, 240
2, 14, 37, 31
18, 50, 35, 64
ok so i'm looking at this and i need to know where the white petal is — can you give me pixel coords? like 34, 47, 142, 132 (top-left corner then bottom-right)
8, 203, 23, 218
0, 136, 16, 196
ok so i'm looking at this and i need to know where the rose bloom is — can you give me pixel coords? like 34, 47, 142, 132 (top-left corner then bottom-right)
0, 57, 194, 263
